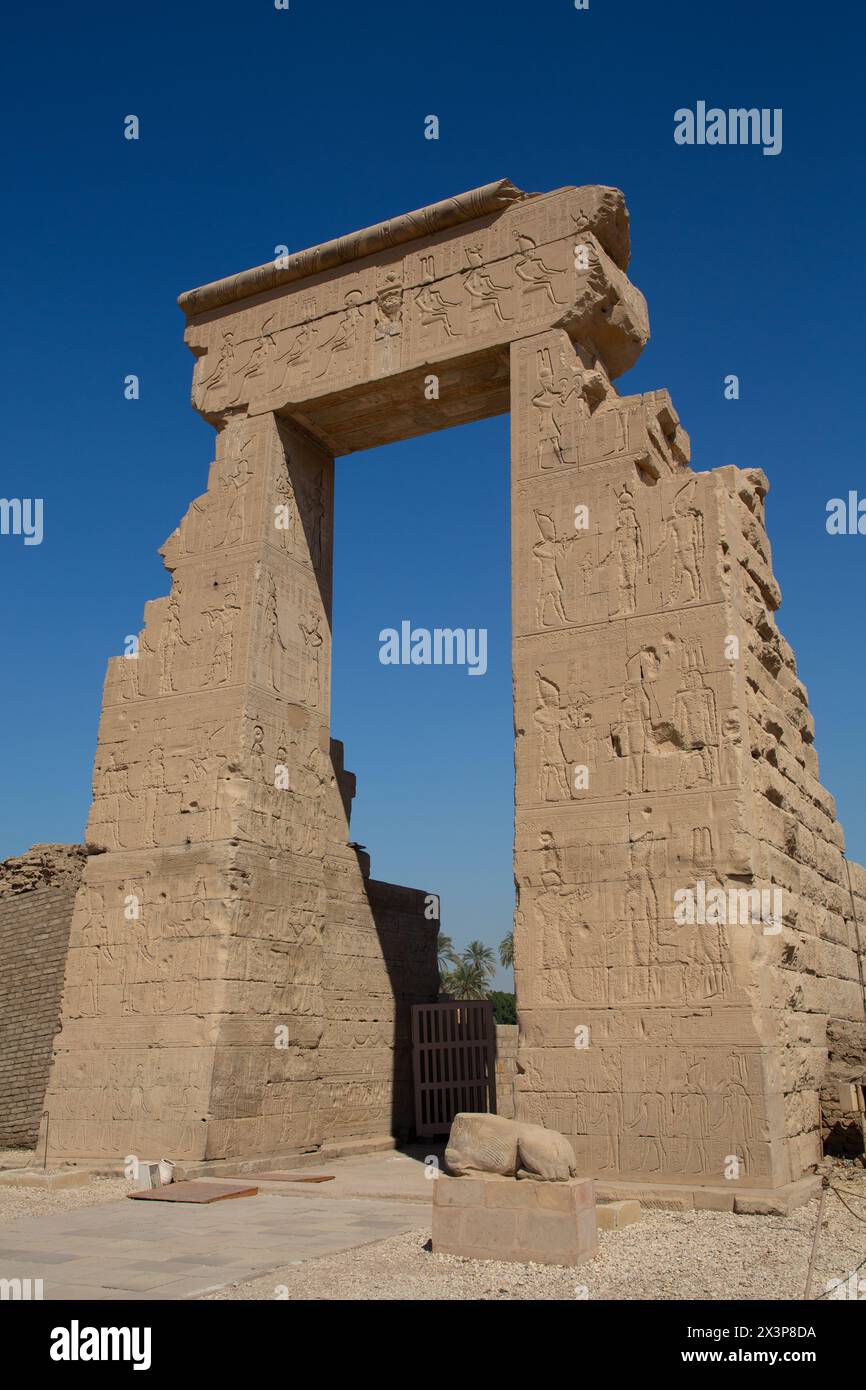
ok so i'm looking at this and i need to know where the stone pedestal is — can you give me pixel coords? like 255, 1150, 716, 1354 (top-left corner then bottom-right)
432, 1173, 598, 1267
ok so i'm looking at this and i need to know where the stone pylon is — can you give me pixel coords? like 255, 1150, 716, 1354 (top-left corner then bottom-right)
44, 409, 436, 1162
41, 179, 864, 1195
511, 330, 866, 1208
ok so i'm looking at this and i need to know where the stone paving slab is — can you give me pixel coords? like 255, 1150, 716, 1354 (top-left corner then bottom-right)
0, 1193, 422, 1300
231, 1148, 439, 1205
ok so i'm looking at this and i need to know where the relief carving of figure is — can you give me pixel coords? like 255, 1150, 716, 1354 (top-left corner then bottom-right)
608, 485, 644, 617
250, 724, 265, 784
276, 322, 316, 389
532, 509, 575, 628
513, 231, 565, 308
231, 317, 277, 403
373, 275, 403, 340
316, 290, 365, 379
296, 469, 325, 574
532, 350, 578, 470
655, 481, 705, 605
299, 610, 324, 709
265, 575, 285, 693
185, 719, 227, 784
160, 577, 189, 695
624, 832, 660, 965
196, 329, 235, 403
295, 742, 331, 856
539, 829, 563, 887
533, 672, 570, 802
415, 279, 461, 338
677, 1060, 710, 1173
672, 668, 719, 788
223, 445, 254, 547
204, 576, 240, 686
462, 244, 511, 322
612, 648, 661, 794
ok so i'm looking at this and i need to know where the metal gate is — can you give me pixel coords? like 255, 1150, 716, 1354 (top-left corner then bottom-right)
411, 1000, 497, 1137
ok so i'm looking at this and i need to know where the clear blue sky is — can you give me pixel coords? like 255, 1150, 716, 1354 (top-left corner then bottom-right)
2, 1, 864, 989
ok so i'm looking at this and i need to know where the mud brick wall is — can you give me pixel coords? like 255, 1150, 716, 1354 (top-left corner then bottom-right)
0, 845, 87, 1149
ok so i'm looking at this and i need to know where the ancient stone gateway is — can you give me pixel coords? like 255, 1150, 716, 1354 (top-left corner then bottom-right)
44, 180, 866, 1206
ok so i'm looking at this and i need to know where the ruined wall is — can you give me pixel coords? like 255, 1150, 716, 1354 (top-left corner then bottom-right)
0, 845, 87, 1148
43, 412, 436, 1163
729, 468, 866, 1165
511, 329, 866, 1201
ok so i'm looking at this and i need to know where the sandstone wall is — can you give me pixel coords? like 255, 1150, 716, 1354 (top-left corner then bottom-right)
0, 845, 87, 1149
42, 414, 437, 1163
511, 329, 866, 1198
725, 466, 866, 1172
494, 1023, 518, 1119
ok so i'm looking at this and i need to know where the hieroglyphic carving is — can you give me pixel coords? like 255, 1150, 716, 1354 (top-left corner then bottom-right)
532, 509, 574, 628
415, 271, 461, 339
204, 575, 240, 686
276, 322, 316, 388
299, 611, 324, 710
462, 244, 511, 323
373, 274, 403, 340
315, 289, 365, 379
534, 674, 570, 802
610, 485, 644, 617
513, 231, 566, 308
655, 479, 705, 606
231, 317, 278, 403
532, 349, 574, 471
510, 312, 841, 1199
195, 329, 235, 404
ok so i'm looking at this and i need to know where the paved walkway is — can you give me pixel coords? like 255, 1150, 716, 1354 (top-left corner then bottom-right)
0, 1190, 424, 1300
238, 1146, 443, 1204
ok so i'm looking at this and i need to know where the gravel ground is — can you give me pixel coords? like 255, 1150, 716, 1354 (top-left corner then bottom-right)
202, 1168, 866, 1301
0, 1153, 131, 1224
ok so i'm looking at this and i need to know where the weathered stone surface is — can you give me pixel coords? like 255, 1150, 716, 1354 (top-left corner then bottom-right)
597, 1198, 641, 1229
510, 324, 866, 1201
182, 181, 648, 452
495, 1023, 518, 1118
41, 404, 437, 1162
445, 1112, 577, 1181
432, 1172, 597, 1266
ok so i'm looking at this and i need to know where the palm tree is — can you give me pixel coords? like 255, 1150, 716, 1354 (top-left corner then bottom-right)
437, 932, 459, 974
446, 960, 489, 1000
463, 939, 496, 980
499, 932, 514, 969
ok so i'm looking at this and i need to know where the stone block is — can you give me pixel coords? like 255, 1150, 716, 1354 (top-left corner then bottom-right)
434, 1175, 485, 1207
433, 1175, 597, 1266
596, 1199, 642, 1229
